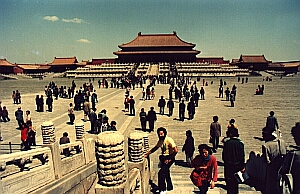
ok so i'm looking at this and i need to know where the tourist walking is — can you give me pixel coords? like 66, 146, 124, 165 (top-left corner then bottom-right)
124, 95, 130, 112
167, 98, 174, 117
27, 120, 36, 147
25, 110, 32, 124
191, 144, 218, 194
187, 97, 195, 120
262, 127, 286, 194
46, 96, 53, 112
230, 91, 235, 107
2, 106, 10, 122
266, 111, 280, 135
158, 96, 166, 115
222, 127, 245, 194
68, 103, 75, 125
20, 123, 29, 150
200, 87, 205, 100
219, 86, 223, 98
210, 116, 221, 152
12, 91, 17, 104
139, 108, 147, 131
145, 127, 178, 194
129, 95, 135, 116
225, 87, 230, 101
179, 100, 185, 121
38, 95, 44, 112
83, 99, 91, 122
147, 107, 157, 132
15, 106, 24, 129
89, 108, 98, 134
182, 130, 195, 166
16, 90, 21, 104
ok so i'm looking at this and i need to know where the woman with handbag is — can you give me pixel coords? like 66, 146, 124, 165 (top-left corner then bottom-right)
190, 144, 218, 194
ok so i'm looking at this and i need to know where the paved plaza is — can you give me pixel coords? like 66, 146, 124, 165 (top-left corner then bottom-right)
0, 75, 299, 193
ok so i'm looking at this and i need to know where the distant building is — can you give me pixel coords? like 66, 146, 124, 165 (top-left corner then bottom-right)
48, 57, 80, 72
91, 58, 116, 65
113, 31, 200, 63
15, 64, 51, 74
196, 57, 230, 64
268, 61, 300, 74
231, 55, 271, 71
0, 58, 15, 74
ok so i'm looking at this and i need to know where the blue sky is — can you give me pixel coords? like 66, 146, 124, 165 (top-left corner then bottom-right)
0, 0, 299, 64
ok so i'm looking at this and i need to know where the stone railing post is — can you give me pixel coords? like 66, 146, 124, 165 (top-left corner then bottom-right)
41, 121, 62, 179
95, 131, 127, 194
75, 122, 95, 164
127, 132, 150, 194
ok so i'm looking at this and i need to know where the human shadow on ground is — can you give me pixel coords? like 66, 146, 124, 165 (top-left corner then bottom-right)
253, 136, 264, 141
175, 159, 192, 168
173, 118, 185, 122
217, 161, 224, 167
149, 180, 159, 194
134, 127, 152, 133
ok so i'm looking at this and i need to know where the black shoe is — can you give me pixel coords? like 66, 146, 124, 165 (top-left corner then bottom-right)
167, 186, 173, 191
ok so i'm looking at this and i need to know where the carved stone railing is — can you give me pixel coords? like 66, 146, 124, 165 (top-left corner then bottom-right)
0, 123, 152, 194
0, 147, 55, 194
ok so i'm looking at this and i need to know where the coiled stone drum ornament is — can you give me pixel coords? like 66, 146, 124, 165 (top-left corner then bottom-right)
95, 131, 126, 186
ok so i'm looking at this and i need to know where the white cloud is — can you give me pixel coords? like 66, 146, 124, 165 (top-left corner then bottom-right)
62, 18, 86, 24
43, 16, 59, 22
77, 39, 91, 43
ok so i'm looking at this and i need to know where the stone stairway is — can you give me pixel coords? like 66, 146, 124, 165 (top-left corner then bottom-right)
147, 64, 159, 76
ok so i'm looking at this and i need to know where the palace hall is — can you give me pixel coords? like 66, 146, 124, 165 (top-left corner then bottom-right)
113, 31, 200, 63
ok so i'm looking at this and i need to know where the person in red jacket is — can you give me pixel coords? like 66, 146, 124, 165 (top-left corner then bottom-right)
20, 123, 29, 150
191, 144, 218, 194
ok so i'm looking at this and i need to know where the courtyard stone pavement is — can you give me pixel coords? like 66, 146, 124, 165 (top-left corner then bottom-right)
1, 75, 299, 193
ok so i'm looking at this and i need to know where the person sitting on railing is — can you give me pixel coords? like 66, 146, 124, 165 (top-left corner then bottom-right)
60, 132, 70, 157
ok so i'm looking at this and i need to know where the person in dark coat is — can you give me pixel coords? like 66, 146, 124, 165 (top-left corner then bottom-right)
129, 96, 135, 116
167, 99, 174, 117
139, 108, 147, 131
222, 128, 245, 194
179, 100, 185, 121
200, 87, 205, 100
182, 130, 195, 166
193, 90, 200, 107
46, 96, 53, 112
158, 96, 166, 115
15, 106, 24, 128
187, 98, 195, 120
89, 108, 98, 134
210, 116, 221, 152
147, 107, 157, 132
225, 87, 230, 101
39, 95, 44, 112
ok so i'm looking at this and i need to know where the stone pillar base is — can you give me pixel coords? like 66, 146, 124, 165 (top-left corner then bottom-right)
95, 182, 127, 194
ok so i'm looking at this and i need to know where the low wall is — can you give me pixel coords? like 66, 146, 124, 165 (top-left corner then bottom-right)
0, 137, 96, 194
0, 130, 151, 194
